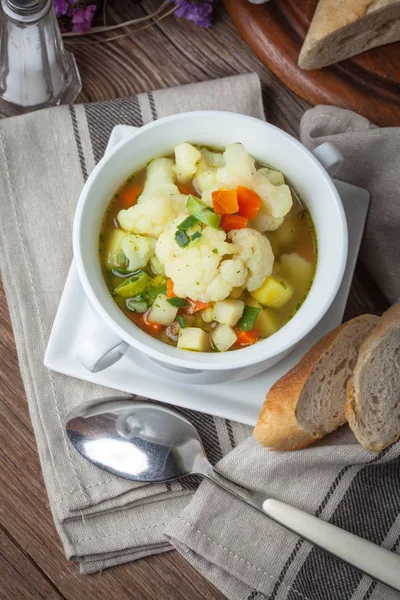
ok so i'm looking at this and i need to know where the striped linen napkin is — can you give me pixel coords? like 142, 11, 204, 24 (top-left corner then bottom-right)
0, 73, 261, 575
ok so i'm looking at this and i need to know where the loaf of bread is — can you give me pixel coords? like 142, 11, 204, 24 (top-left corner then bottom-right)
298, 0, 400, 70
254, 315, 379, 450
346, 304, 400, 451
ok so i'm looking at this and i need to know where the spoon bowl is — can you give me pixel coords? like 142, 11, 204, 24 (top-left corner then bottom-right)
66, 399, 205, 482
66, 398, 400, 592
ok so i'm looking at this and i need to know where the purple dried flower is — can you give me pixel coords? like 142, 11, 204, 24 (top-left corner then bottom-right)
173, 0, 215, 28
71, 4, 97, 34
53, 0, 69, 17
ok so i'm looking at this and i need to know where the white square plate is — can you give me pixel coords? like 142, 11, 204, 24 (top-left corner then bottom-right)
44, 125, 369, 425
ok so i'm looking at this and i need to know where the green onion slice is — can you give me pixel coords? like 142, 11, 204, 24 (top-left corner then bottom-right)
177, 215, 199, 231
175, 230, 190, 248
236, 306, 261, 331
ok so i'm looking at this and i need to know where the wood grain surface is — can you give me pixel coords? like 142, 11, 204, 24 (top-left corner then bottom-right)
223, 0, 400, 126
0, 1, 390, 599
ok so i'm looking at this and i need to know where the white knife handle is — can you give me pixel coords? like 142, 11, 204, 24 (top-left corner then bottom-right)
263, 499, 400, 591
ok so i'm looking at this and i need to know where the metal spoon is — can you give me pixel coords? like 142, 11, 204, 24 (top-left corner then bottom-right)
66, 398, 400, 591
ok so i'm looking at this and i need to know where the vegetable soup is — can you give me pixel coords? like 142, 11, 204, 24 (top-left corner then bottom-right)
100, 143, 317, 352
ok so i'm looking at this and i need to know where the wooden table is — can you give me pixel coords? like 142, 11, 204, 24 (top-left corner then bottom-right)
0, 1, 389, 599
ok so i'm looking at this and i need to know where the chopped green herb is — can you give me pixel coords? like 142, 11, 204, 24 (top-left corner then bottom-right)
146, 284, 167, 304
167, 297, 190, 308
175, 230, 190, 248
191, 231, 202, 241
212, 248, 218, 254
177, 316, 187, 328
237, 306, 261, 332
177, 215, 199, 231
280, 281, 288, 289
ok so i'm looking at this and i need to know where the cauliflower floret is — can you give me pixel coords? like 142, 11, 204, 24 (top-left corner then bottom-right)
251, 210, 284, 233
194, 149, 225, 193
156, 219, 246, 302
139, 158, 179, 201
117, 194, 187, 238
120, 234, 156, 271
253, 171, 292, 219
174, 143, 201, 184
228, 228, 274, 291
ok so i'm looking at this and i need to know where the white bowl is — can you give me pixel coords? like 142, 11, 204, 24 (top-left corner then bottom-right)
73, 111, 347, 383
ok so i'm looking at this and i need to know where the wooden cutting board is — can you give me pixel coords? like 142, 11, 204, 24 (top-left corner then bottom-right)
223, 0, 400, 126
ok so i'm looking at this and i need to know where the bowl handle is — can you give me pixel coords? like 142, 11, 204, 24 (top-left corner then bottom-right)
312, 142, 343, 177
76, 322, 128, 372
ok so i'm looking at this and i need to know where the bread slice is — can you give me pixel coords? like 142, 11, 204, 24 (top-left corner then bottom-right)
254, 315, 379, 450
298, 0, 400, 70
346, 304, 400, 451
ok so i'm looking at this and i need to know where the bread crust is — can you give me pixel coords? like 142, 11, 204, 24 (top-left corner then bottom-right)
345, 304, 400, 451
298, 0, 400, 69
254, 315, 378, 451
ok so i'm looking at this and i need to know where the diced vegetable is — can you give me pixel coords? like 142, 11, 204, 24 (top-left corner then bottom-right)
237, 186, 261, 219
175, 230, 190, 248
114, 271, 152, 298
220, 214, 248, 232
120, 234, 156, 271
211, 324, 237, 352
201, 306, 214, 323
255, 308, 279, 337
212, 189, 239, 215
236, 306, 261, 331
148, 293, 178, 325
104, 229, 128, 268
174, 143, 201, 184
250, 276, 293, 308
186, 195, 221, 229
177, 327, 210, 352
258, 167, 285, 186
234, 328, 258, 347
177, 316, 187, 329
143, 311, 161, 334
167, 297, 189, 308
119, 183, 142, 208
149, 256, 165, 275
146, 284, 167, 305
177, 215, 199, 231
213, 299, 244, 327
166, 278, 176, 298
279, 253, 313, 293
126, 298, 148, 313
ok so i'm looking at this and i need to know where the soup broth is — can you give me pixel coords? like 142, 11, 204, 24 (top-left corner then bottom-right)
100, 143, 317, 352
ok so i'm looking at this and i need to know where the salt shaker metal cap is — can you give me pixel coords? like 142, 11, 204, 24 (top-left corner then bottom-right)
0, 0, 82, 116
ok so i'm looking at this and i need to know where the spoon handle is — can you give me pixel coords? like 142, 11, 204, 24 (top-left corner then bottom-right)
262, 498, 400, 592
203, 466, 400, 591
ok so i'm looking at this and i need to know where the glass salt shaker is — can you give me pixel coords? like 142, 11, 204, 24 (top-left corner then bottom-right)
0, 0, 82, 116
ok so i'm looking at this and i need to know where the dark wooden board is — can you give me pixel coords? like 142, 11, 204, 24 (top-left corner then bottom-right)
0, 1, 390, 598
223, 0, 400, 126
